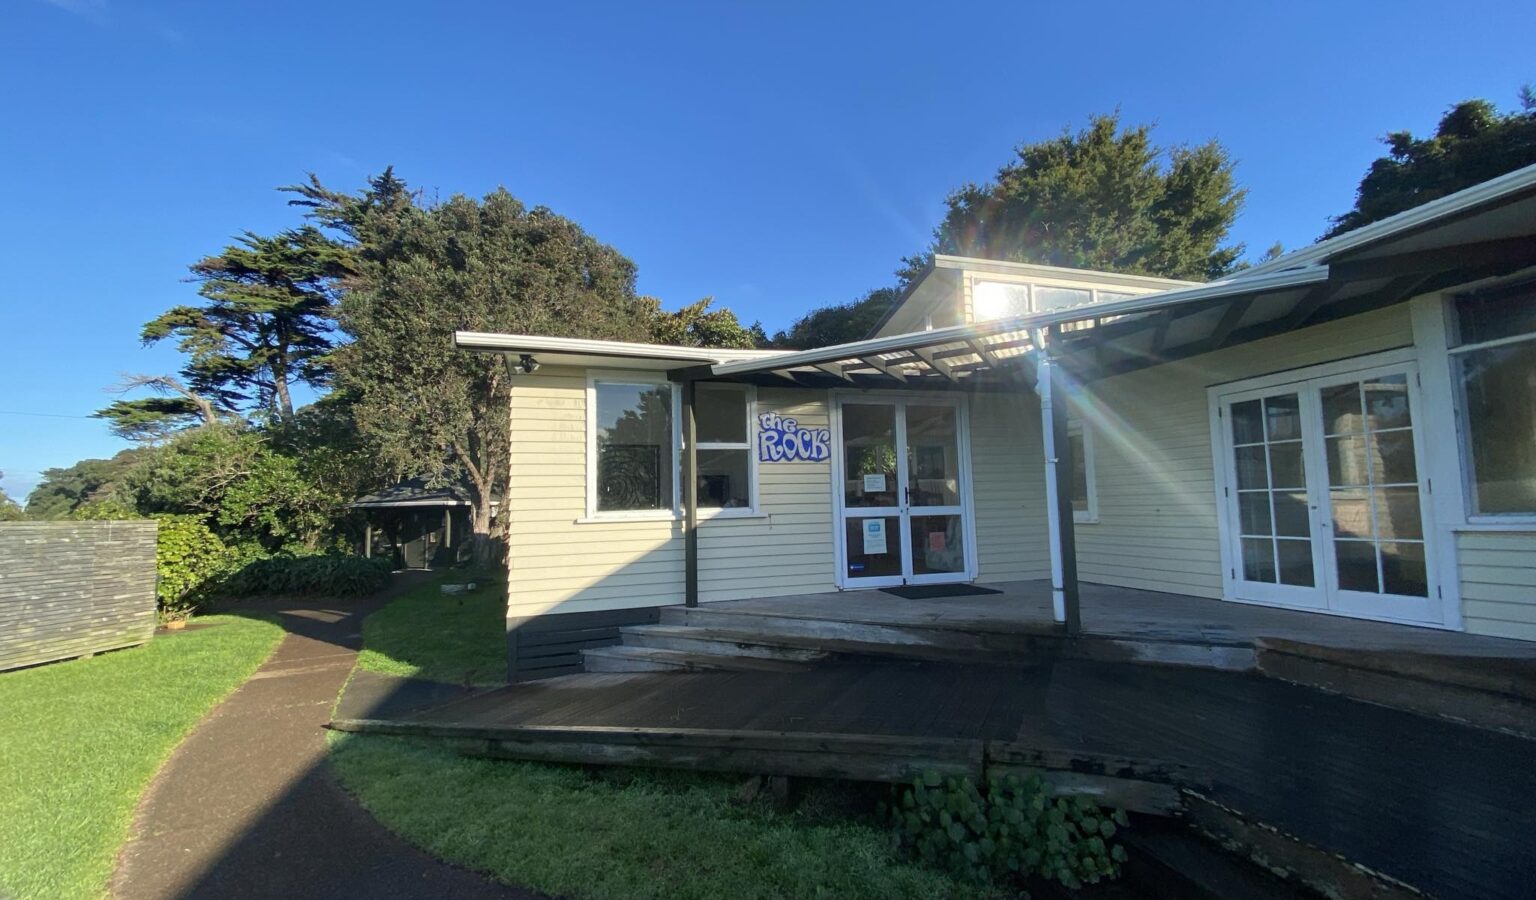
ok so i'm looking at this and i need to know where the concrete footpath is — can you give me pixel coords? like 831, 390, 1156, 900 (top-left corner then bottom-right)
111, 579, 534, 899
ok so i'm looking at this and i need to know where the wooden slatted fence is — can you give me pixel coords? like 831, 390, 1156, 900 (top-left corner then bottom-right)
0, 521, 158, 671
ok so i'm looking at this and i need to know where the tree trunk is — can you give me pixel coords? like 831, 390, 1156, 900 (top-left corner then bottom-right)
470, 498, 496, 569
272, 367, 294, 421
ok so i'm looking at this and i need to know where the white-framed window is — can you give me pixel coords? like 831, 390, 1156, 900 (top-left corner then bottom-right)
1068, 419, 1098, 524
690, 383, 758, 516
1448, 281, 1536, 520
587, 373, 677, 519
972, 281, 1031, 322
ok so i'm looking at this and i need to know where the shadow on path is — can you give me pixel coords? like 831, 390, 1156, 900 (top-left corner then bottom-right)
111, 574, 539, 899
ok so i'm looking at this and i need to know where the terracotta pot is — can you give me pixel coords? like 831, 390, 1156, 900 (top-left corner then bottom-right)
164, 619, 188, 631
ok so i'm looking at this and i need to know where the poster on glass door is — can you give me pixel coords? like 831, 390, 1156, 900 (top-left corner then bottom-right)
862, 518, 888, 555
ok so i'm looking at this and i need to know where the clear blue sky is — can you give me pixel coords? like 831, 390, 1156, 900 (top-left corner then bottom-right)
2, 0, 1531, 501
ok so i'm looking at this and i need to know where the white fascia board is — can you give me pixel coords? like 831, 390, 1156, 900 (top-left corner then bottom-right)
937, 255, 1201, 289
1230, 161, 1536, 282
454, 331, 786, 365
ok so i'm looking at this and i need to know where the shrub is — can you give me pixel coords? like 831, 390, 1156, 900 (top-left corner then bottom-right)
151, 514, 229, 618
883, 772, 1128, 890
216, 553, 393, 599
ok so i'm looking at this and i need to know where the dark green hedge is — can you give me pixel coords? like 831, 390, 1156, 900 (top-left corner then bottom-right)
217, 554, 394, 599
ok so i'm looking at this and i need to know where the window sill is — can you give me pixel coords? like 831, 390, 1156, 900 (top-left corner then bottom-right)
1073, 515, 1099, 525
575, 513, 678, 525
701, 511, 770, 522
574, 511, 769, 525
1450, 522, 1536, 534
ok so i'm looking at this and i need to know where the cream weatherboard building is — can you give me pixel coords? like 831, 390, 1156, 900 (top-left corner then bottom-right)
459, 165, 1536, 679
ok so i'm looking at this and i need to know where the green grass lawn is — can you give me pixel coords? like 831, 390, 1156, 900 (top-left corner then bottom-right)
0, 615, 284, 900
354, 573, 506, 685
328, 733, 982, 900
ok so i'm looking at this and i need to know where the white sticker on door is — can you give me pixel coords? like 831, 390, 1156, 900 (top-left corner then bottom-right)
862, 473, 887, 493
862, 518, 888, 555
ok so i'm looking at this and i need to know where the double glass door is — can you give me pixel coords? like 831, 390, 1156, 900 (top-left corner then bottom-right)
1217, 361, 1441, 624
838, 398, 970, 588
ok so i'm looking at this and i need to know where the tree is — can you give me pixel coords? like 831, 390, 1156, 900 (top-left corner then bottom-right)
0, 474, 24, 521
143, 226, 352, 422
901, 113, 1246, 283
94, 374, 225, 443
24, 450, 144, 519
1326, 90, 1536, 237
335, 185, 649, 565
122, 423, 348, 552
768, 287, 900, 349
639, 296, 766, 348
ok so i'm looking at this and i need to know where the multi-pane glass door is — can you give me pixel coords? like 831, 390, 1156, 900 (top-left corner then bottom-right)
838, 398, 970, 588
1218, 363, 1440, 624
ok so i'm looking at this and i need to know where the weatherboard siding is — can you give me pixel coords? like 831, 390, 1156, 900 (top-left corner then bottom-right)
504, 370, 836, 621
969, 390, 1051, 583
1075, 304, 1415, 600
1456, 531, 1536, 641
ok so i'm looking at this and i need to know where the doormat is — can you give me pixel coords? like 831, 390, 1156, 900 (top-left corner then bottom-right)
882, 584, 1004, 600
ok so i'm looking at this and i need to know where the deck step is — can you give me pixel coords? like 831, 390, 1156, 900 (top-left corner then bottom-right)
656, 605, 1256, 671
581, 645, 815, 674
617, 625, 830, 662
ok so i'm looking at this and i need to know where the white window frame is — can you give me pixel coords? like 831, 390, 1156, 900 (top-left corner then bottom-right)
1068, 419, 1098, 524
584, 370, 680, 522
688, 383, 761, 519
1442, 282, 1536, 527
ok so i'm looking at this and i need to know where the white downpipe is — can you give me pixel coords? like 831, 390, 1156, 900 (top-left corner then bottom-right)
1035, 346, 1067, 624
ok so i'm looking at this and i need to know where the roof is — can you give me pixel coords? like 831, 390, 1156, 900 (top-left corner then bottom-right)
454, 332, 781, 370
351, 478, 477, 509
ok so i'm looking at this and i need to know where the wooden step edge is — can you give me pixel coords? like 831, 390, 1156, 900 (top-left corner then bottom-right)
1181, 792, 1426, 900
1120, 817, 1326, 899
583, 645, 814, 673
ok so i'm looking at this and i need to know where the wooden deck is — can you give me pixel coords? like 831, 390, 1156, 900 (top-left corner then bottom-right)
337, 651, 1536, 900
335, 583, 1536, 898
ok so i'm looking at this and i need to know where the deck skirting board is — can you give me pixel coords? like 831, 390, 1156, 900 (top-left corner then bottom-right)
324, 719, 1188, 815
507, 607, 661, 680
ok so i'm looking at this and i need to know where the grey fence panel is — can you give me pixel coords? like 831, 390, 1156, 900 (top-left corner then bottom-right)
0, 521, 159, 671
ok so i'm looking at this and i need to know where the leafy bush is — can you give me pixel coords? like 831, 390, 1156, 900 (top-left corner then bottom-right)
216, 553, 393, 599
883, 772, 1128, 890
151, 514, 229, 618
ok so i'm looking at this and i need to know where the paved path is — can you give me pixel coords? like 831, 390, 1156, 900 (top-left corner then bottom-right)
112, 580, 532, 900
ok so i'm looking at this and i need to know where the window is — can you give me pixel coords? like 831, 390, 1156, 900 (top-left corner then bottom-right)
592, 379, 674, 515
691, 384, 756, 512
1450, 283, 1536, 517
972, 281, 1030, 321
1067, 420, 1097, 523
1034, 286, 1092, 311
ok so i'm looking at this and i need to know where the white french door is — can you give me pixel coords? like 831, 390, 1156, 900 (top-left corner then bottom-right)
835, 397, 973, 588
1215, 359, 1444, 625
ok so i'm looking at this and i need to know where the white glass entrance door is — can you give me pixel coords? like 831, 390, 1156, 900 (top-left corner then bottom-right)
838, 398, 971, 588
1217, 362, 1441, 624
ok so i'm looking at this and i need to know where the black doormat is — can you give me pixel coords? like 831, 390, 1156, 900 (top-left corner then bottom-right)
881, 584, 1004, 600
